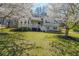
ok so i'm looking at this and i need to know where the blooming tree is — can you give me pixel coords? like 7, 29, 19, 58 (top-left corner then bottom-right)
58, 3, 79, 37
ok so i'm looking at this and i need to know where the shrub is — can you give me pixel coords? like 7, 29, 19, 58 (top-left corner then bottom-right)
12, 27, 32, 32
73, 25, 79, 32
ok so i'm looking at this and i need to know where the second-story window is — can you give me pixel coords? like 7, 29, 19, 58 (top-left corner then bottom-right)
54, 20, 57, 24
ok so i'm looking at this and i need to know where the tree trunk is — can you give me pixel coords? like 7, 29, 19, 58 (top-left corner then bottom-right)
65, 28, 69, 37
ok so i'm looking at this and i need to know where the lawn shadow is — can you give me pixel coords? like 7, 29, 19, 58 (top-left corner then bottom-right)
10, 28, 28, 32
0, 32, 9, 35
57, 35, 79, 42
10, 28, 63, 34
44, 31, 64, 34
10, 28, 42, 32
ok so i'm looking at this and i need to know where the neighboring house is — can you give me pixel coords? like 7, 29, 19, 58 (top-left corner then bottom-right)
0, 17, 18, 28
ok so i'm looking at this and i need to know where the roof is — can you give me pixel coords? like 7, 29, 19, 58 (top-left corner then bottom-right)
30, 17, 42, 21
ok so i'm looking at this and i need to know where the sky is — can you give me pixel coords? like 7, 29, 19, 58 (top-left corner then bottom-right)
31, 3, 48, 17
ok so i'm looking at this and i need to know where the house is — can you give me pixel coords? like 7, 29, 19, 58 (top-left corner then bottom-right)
17, 16, 60, 32
0, 16, 61, 32
0, 17, 18, 28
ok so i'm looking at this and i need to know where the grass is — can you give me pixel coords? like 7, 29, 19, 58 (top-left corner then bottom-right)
0, 28, 79, 56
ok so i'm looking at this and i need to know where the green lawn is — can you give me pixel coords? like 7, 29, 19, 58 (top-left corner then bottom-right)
0, 28, 79, 56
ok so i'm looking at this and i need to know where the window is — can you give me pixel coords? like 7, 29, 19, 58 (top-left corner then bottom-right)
45, 20, 50, 23
24, 21, 27, 24
54, 20, 57, 24
53, 27, 57, 29
47, 27, 49, 29
20, 21, 22, 24
41, 18, 43, 20
28, 20, 29, 24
